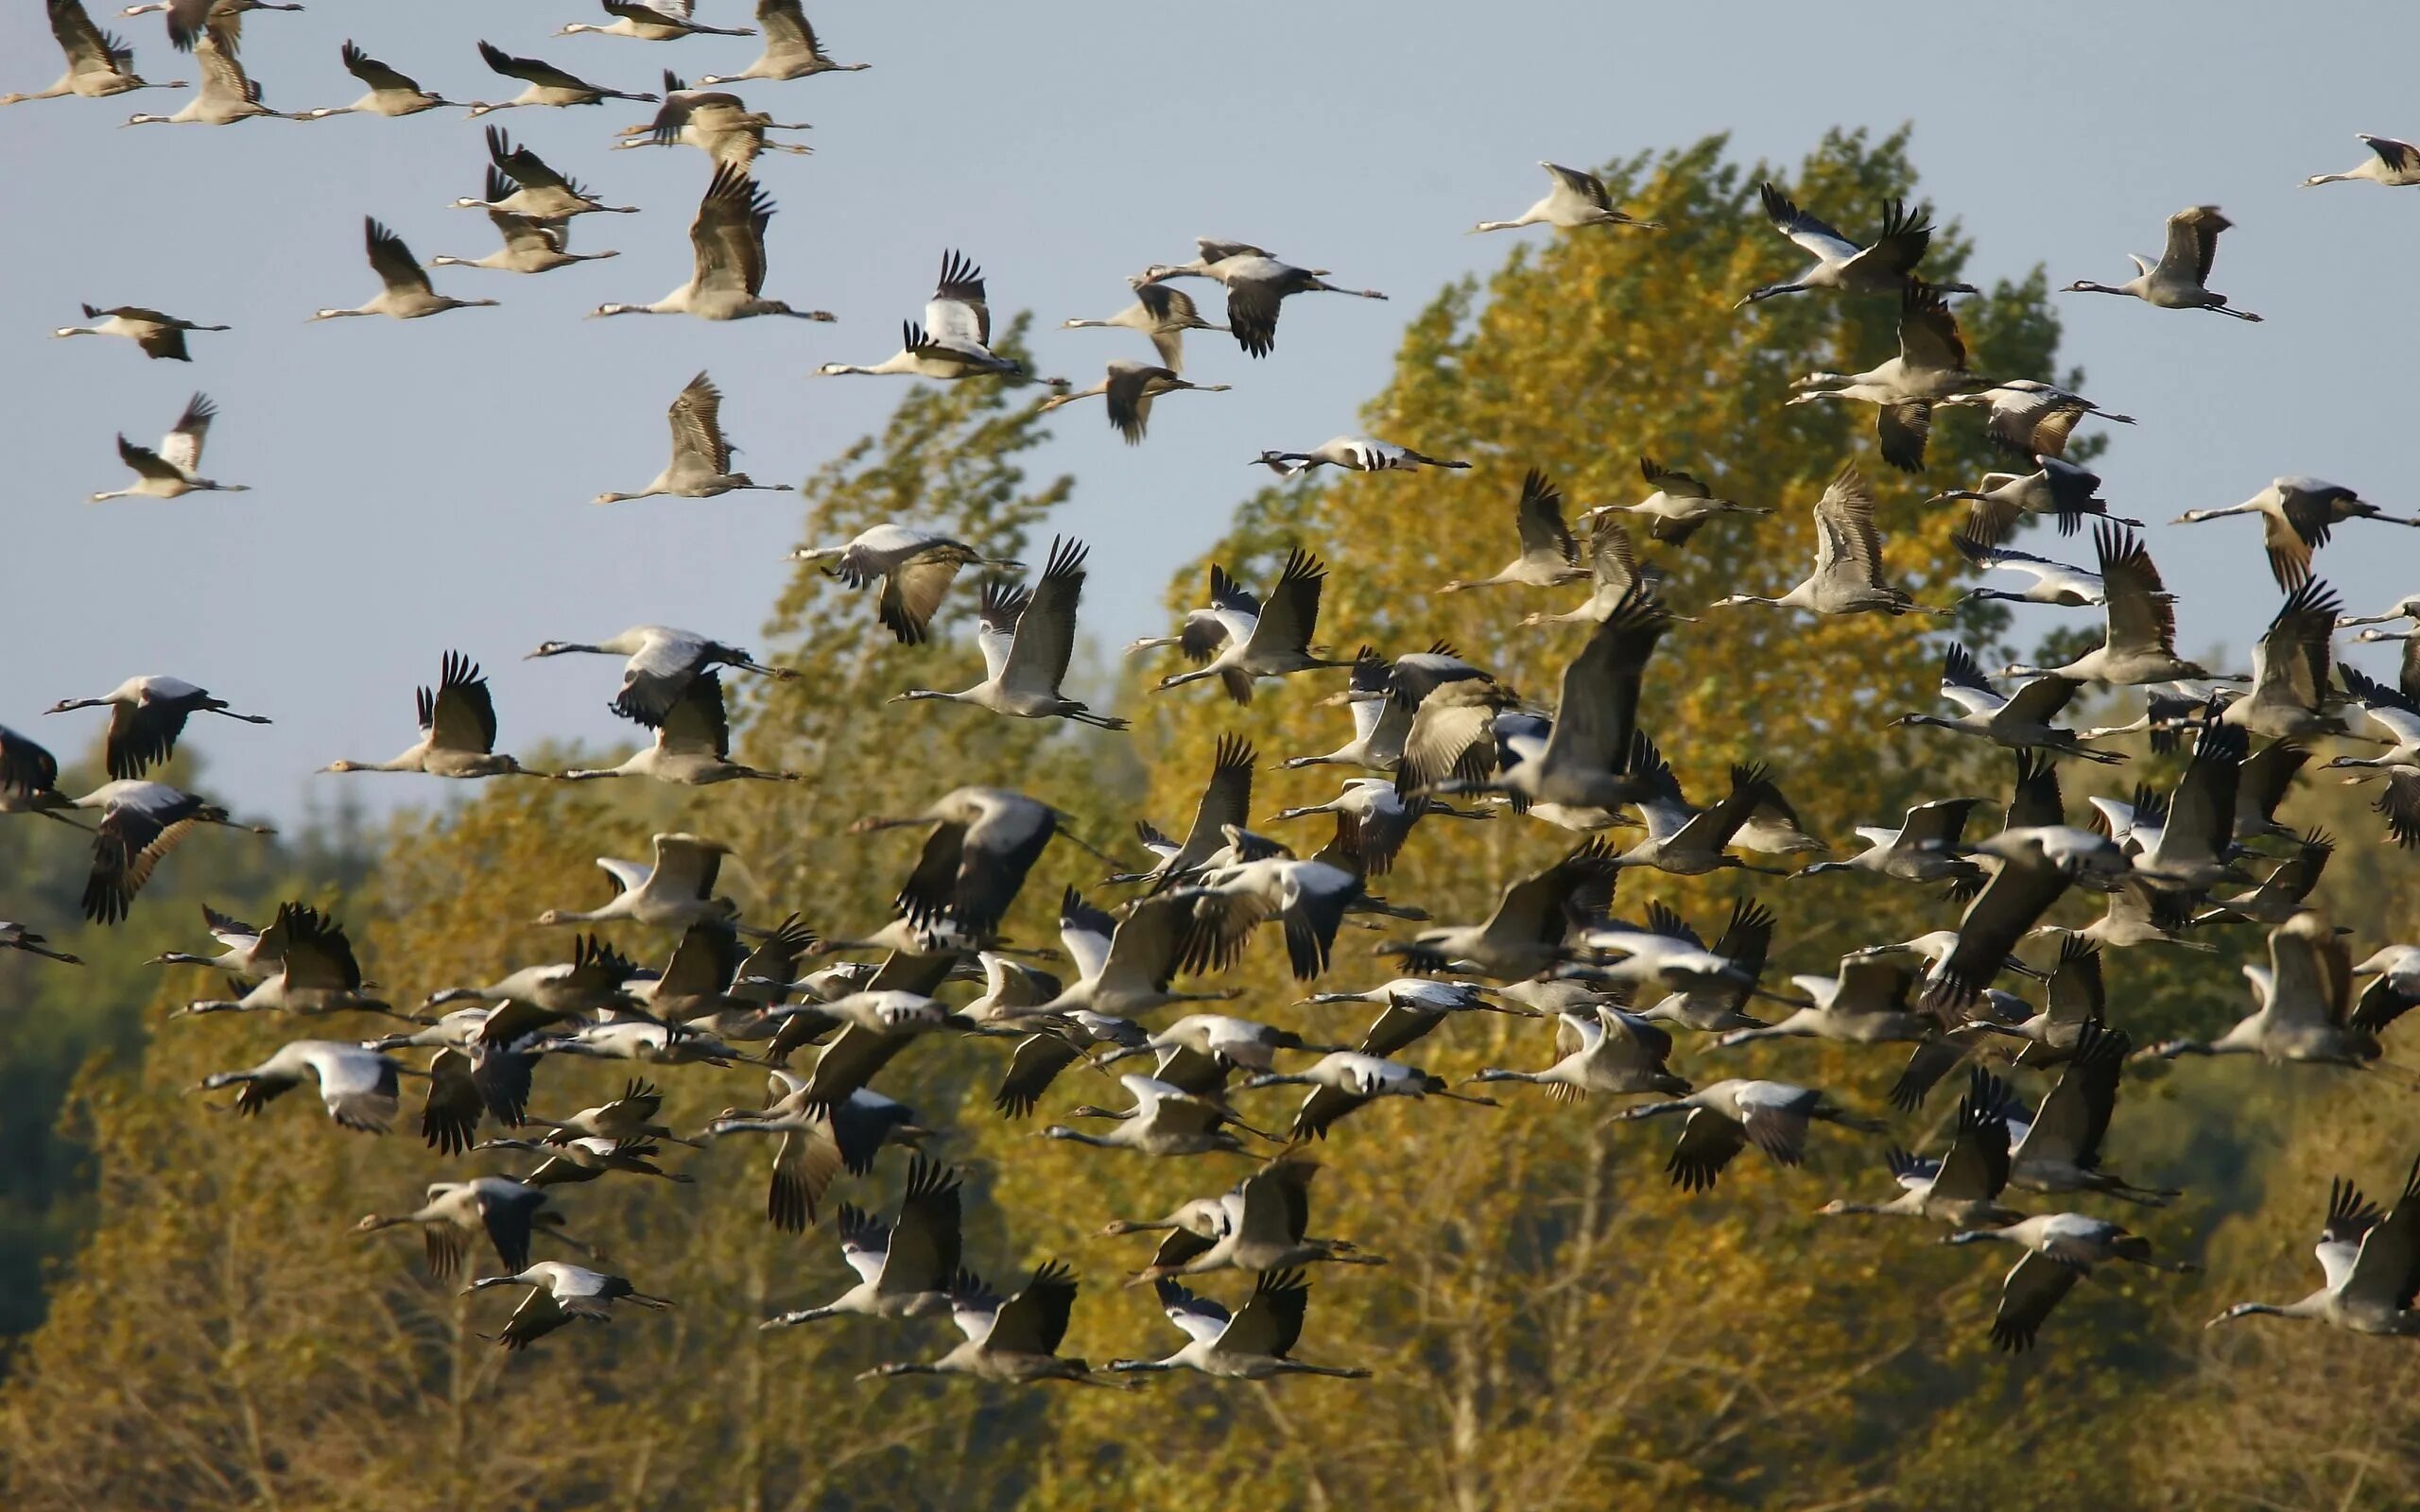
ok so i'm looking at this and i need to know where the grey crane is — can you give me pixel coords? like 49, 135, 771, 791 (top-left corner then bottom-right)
860, 1262, 1120, 1387
593, 371, 786, 503
591, 164, 831, 320
483, 1134, 693, 1188
128, 0, 299, 53
1106, 1014, 1342, 1076
1793, 796, 1982, 886
1934, 380, 2135, 459
758, 1157, 962, 1327
559, 673, 800, 784
1244, 1052, 1496, 1143
817, 251, 1036, 380
1114, 1269, 1371, 1381
615, 71, 811, 165
2328, 666, 2420, 778
558, 0, 753, 41
458, 127, 637, 217
1440, 469, 1585, 593
1933, 456, 2136, 544
1040, 1074, 1256, 1157
1154, 549, 1346, 702
700, 0, 868, 84
1894, 644, 2121, 764
2209, 1158, 2420, 1335
1953, 530, 2105, 608
1378, 838, 1614, 980
1611, 738, 1787, 877
125, 31, 283, 123
1819, 1070, 2020, 1228
1586, 455, 1770, 546
2000, 525, 2219, 685
320, 652, 544, 778
72, 779, 268, 923
1634, 900, 1779, 1034
2172, 477, 2416, 592
0, 923, 79, 965
1522, 511, 1670, 627
1302, 978, 1515, 1059
1918, 825, 2129, 1010
311, 218, 498, 321
853, 786, 1075, 938
1475, 160, 1660, 233
533, 833, 736, 929
1720, 954, 1930, 1047
1122, 1160, 1378, 1280
526, 623, 789, 727
422, 935, 640, 1022
791, 524, 1022, 646
1062, 282, 1225, 373
708, 1080, 926, 1231
179, 902, 389, 1018
1787, 283, 1986, 472
2219, 581, 2344, 740
1139, 240, 1388, 358
1252, 436, 1469, 475
4, 0, 182, 105
2007, 1024, 2179, 1205
466, 40, 657, 114
1468, 1005, 1688, 1100
90, 392, 248, 500
1109, 733, 1254, 888
199, 1039, 414, 1132
1040, 360, 1228, 443
2146, 907, 2405, 1068
893, 539, 1129, 729
1740, 183, 1975, 304
45, 673, 268, 780
54, 302, 226, 360
1944, 1213, 2193, 1352
466, 1262, 672, 1350
1711, 462, 1944, 615
354, 1177, 584, 1280
429, 181, 618, 273
2194, 829, 2332, 928
2304, 133, 2420, 187
297, 41, 460, 118
1040, 887, 1238, 1018
2064, 205, 2260, 319
1616, 1079, 1886, 1192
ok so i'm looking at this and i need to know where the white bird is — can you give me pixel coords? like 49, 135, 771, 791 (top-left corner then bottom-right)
1740, 183, 1974, 304
557, 0, 752, 42
2064, 205, 2260, 320
1616, 1079, 1887, 1192
1061, 283, 1225, 373
817, 251, 1035, 380
90, 392, 248, 501
891, 538, 1129, 730
699, 0, 869, 85
466, 40, 658, 114
200, 1040, 414, 1132
295, 41, 461, 118
1932, 456, 2136, 544
592, 164, 829, 320
177, 902, 389, 1018
4, 0, 182, 106
124, 31, 282, 124
44, 673, 269, 778
1243, 1052, 1497, 1143
2171, 476, 2417, 592
53, 302, 226, 360
2326, 666, 2420, 777
1942, 1212, 2193, 1352
1999, 525, 2218, 686
594, 372, 787, 502
1154, 548, 1346, 703
2303, 133, 2420, 188
1710, 463, 1943, 615
1787, 284, 1985, 472
1115, 1270, 1371, 1381
1893, 644, 2120, 764
1474, 160, 1660, 234
320, 653, 545, 779
1140, 239, 1389, 358
1953, 530, 2105, 608
311, 218, 499, 321
789, 525, 1022, 645
1038, 361, 1228, 444
1934, 380, 2135, 459
2209, 1159, 2420, 1336
533, 833, 736, 929
465, 1263, 672, 1349
1252, 437, 1469, 476
525, 624, 789, 726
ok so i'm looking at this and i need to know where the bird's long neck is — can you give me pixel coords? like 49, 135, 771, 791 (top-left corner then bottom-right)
2067, 282, 2130, 297
1466, 1069, 1537, 1085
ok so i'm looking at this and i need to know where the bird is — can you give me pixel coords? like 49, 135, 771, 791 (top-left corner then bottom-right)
1818, 1070, 2020, 1228
1918, 825, 2130, 1010
557, 673, 802, 784
2209, 1158, 2420, 1335
1439, 470, 1586, 593
44, 674, 269, 779
1139, 239, 1388, 358
2170, 477, 2417, 592
2302, 133, 2420, 188
1154, 549, 1346, 703
1105, 734, 1256, 888
465, 1263, 673, 1350
52, 303, 226, 360
1616, 1080, 1886, 1193
1786, 283, 1985, 472
1740, 183, 1975, 304
557, 0, 754, 42
699, 1, 869, 84
533, 833, 735, 929
789, 526, 1022, 646
1792, 796, 1982, 886
2326, 666, 2420, 780
0, 923, 80, 966
706, 1081, 927, 1231
593, 372, 787, 503
1999, 525, 2218, 685
1893, 644, 2121, 763
1113, 1269, 1372, 1381
591, 164, 831, 320
525, 624, 790, 727
71, 779, 269, 923
1944, 1213, 2194, 1352
2063, 205, 2261, 319
295, 40, 461, 118
1603, 740, 1789, 877
1953, 530, 2106, 608
1252, 437, 1469, 475
354, 1177, 583, 1281
817, 251, 1035, 380
1377, 839, 1614, 980
2219, 581, 2346, 741
1039, 361, 1228, 443
1931, 456, 2135, 543
429, 184, 618, 274
1933, 380, 2135, 459
458, 127, 638, 217
1467, 1005, 1689, 1100
849, 787, 1070, 938
1039, 1074, 1254, 1157
1586, 455, 1770, 546
177, 903, 389, 1018
466, 41, 658, 114
124, 32, 283, 124
1473, 161, 1661, 234
199, 1040, 414, 1132
1711, 463, 1942, 615
2005, 1024, 2179, 1205
311, 218, 499, 321
2145, 907, 2399, 1068
129, 0, 300, 53
1061, 283, 1226, 373
891, 538, 1129, 729
4, 0, 182, 106
89, 392, 248, 501
614, 71, 811, 165
320, 653, 544, 779
1243, 1052, 1497, 1143
1719, 954, 1931, 1047
857, 1262, 1119, 1387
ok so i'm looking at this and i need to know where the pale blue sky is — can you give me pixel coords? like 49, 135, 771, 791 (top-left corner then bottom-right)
2, 1, 2413, 822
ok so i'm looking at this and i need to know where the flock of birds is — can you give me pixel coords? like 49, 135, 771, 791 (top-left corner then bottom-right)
9, 0, 2420, 1381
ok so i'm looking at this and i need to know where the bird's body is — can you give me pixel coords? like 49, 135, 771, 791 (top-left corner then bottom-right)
1711, 464, 1942, 615
1253, 436, 1467, 476
1474, 160, 1659, 234
1039, 361, 1228, 443
594, 372, 786, 502
1787, 284, 1985, 472
1140, 239, 1388, 358
297, 41, 458, 118
817, 252, 1032, 380
592, 164, 829, 320
123, 33, 280, 124
467, 40, 658, 114
5, 0, 183, 106
792, 524, 1021, 646
1061, 283, 1225, 373
320, 653, 541, 779
54, 303, 226, 360
699, 1, 868, 84
2064, 205, 2260, 319
312, 218, 499, 321
892, 538, 1128, 729
91, 393, 247, 501
1741, 184, 1975, 304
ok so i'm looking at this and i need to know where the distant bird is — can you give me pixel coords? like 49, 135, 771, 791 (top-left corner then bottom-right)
1935, 380, 2135, 459
179, 903, 389, 1018
1377, 839, 1613, 980
2064, 205, 2261, 320
1061, 283, 1225, 373
533, 833, 735, 929
525, 624, 789, 727
124, 32, 283, 124
200, 1040, 413, 1132
1440, 470, 1585, 592
90, 392, 248, 501
1429, 592, 1664, 814
790, 526, 1021, 646
467, 1263, 672, 1349
130, 0, 300, 53
429, 183, 618, 274
1520, 511, 1668, 628
1473, 161, 1660, 233
892, 539, 1130, 729
1894, 644, 2120, 763
1919, 826, 2129, 1010
295, 41, 460, 117
2302, 134, 2420, 188
593, 371, 786, 502
1945, 1212, 2194, 1351
2005, 1024, 2180, 1205
1154, 549, 1345, 703
1252, 437, 1469, 476
759, 1157, 960, 1326
2146, 907, 2398, 1068
1819, 1070, 2019, 1227
707, 1081, 927, 1231
592, 163, 829, 319
1720, 954, 1930, 1048
320, 653, 544, 779
53, 303, 226, 360
1787, 283, 1985, 471
1039, 1074, 1253, 1156
558, 673, 801, 784
45, 673, 269, 779
1244, 1052, 1497, 1143
1108, 736, 1257, 888
2000, 525, 2217, 685
858, 1262, 1118, 1387
1467, 1005, 1689, 1100
4, 0, 182, 106
1933, 456, 2135, 543
1616, 1079, 1886, 1193
1039, 361, 1228, 443
355, 1177, 585, 1281
700, 1, 869, 84
1793, 797, 1981, 886
817, 251, 1035, 380
0, 922, 80, 965
1740, 183, 1975, 304
557, 0, 753, 41
2220, 581, 2345, 741
851, 787, 1069, 937
69, 779, 268, 923
1710, 462, 1944, 615
459, 127, 637, 217
614, 71, 811, 165
2171, 477, 2416, 592
1114, 1269, 1371, 1381
2209, 1158, 2420, 1335
466, 40, 658, 114
1139, 239, 1389, 358
1587, 456, 1770, 546
311, 218, 499, 321
1953, 530, 2105, 608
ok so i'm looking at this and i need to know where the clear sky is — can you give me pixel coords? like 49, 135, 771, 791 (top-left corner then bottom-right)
2, 1, 2413, 823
